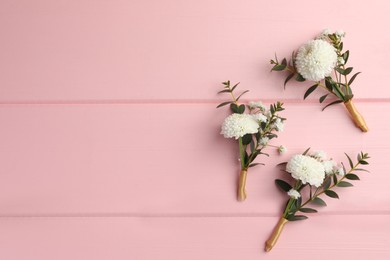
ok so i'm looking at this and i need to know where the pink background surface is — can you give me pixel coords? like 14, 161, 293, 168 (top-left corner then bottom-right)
0, 0, 389, 259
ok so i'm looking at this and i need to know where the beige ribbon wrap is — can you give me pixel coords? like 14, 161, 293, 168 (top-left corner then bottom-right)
265, 217, 288, 252
237, 170, 247, 201
344, 100, 368, 132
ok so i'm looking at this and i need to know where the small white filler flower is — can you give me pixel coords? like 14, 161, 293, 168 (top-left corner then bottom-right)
287, 189, 301, 199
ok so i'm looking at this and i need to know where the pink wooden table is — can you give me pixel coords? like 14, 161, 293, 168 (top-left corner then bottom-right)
1, 0, 389, 259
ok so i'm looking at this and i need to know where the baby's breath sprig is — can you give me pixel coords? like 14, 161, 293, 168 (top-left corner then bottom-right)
265, 148, 370, 252
217, 81, 286, 201
270, 29, 368, 132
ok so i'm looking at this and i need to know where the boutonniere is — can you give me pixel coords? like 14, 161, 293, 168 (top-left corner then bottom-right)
217, 81, 286, 201
270, 29, 368, 132
265, 148, 370, 251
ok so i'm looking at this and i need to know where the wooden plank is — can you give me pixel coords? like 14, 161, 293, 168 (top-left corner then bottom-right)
0, 215, 389, 259
0, 102, 388, 215
0, 0, 389, 101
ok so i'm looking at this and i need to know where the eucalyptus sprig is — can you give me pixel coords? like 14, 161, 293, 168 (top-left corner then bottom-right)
218, 81, 286, 201
265, 148, 370, 252
270, 29, 368, 132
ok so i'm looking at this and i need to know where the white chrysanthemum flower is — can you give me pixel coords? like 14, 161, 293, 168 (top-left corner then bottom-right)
337, 167, 345, 176
286, 154, 326, 187
259, 137, 269, 146
312, 151, 327, 161
252, 113, 267, 123
273, 118, 284, 132
295, 39, 337, 81
278, 145, 287, 154
248, 101, 266, 111
336, 29, 346, 38
221, 113, 259, 139
323, 160, 336, 175
316, 29, 331, 40
287, 189, 301, 199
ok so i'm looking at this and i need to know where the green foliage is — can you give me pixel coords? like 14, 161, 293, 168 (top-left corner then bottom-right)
275, 179, 292, 192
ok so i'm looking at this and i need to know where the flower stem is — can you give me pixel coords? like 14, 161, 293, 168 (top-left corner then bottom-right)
265, 217, 288, 252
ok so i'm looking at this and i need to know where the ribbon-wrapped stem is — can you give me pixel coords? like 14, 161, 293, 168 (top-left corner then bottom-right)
265, 217, 288, 252
344, 99, 368, 132
237, 169, 248, 201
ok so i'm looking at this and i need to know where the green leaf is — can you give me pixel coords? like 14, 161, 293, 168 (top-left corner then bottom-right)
284, 73, 295, 89
325, 190, 339, 199
302, 147, 311, 155
299, 208, 318, 213
216, 101, 232, 108
346, 173, 360, 180
287, 215, 308, 221
311, 197, 327, 206
218, 89, 231, 94
248, 163, 264, 168
322, 100, 343, 111
319, 94, 329, 103
344, 94, 354, 101
303, 84, 318, 99
276, 162, 287, 167
323, 177, 331, 190
295, 73, 305, 82
335, 67, 345, 75
333, 174, 338, 185
236, 90, 249, 101
344, 67, 353, 75
231, 82, 240, 92
348, 72, 361, 86
237, 104, 245, 114
337, 181, 354, 187
272, 64, 287, 71
230, 103, 238, 113
354, 168, 370, 173
359, 160, 369, 165
325, 77, 333, 91
275, 179, 292, 192
343, 50, 350, 63
345, 153, 354, 168
241, 134, 252, 145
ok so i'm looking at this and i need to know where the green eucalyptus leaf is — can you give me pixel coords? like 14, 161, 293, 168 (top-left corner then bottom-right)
237, 104, 245, 114
348, 72, 361, 86
295, 73, 306, 82
323, 177, 331, 190
284, 73, 295, 89
344, 67, 353, 75
275, 179, 292, 192
248, 162, 264, 168
216, 101, 232, 108
218, 89, 231, 94
343, 50, 350, 63
304, 84, 318, 100
231, 82, 240, 92
299, 208, 318, 213
230, 103, 238, 113
337, 181, 354, 187
319, 94, 329, 103
359, 160, 369, 165
241, 134, 252, 145
311, 197, 327, 206
346, 173, 360, 180
354, 168, 370, 173
236, 90, 249, 101
325, 190, 339, 199
272, 64, 287, 71
287, 215, 308, 221
322, 100, 343, 111
345, 153, 354, 168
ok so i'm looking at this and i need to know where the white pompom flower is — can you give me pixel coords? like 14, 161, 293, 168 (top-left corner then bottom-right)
252, 113, 267, 123
312, 150, 327, 161
248, 101, 266, 111
221, 113, 259, 139
286, 154, 326, 187
295, 39, 338, 81
323, 160, 336, 175
287, 189, 301, 199
278, 145, 287, 154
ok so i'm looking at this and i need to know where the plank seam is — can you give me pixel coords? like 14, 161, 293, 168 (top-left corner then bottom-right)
0, 98, 389, 105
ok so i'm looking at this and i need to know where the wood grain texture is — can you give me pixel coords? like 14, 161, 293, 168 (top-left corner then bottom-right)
0, 102, 388, 215
0, 216, 389, 260
0, 0, 389, 101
